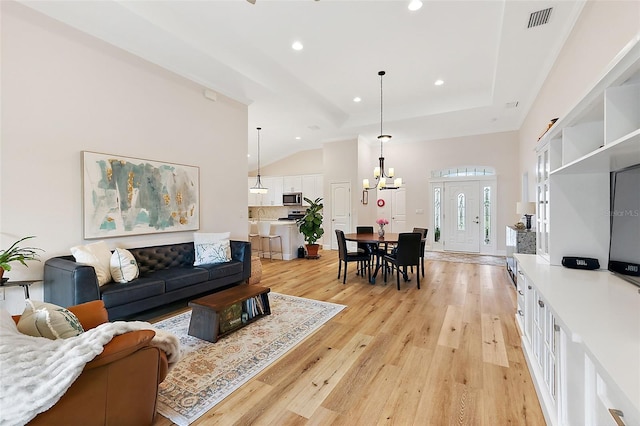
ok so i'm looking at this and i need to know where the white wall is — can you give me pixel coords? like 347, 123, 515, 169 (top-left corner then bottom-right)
519, 1, 640, 199
384, 131, 520, 250
254, 148, 323, 176
0, 3, 249, 313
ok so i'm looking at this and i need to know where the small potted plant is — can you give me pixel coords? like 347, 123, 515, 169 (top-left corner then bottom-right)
296, 197, 324, 259
0, 236, 43, 281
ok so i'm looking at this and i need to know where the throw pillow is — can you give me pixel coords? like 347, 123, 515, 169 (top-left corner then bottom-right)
70, 240, 113, 286
110, 248, 139, 283
193, 232, 231, 266
17, 299, 84, 339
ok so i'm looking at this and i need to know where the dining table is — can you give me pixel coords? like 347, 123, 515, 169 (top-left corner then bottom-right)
343, 232, 401, 284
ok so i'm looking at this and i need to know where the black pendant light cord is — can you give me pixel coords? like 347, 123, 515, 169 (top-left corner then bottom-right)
379, 70, 385, 139
256, 127, 261, 175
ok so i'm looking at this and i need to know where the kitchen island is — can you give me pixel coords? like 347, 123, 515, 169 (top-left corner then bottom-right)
249, 220, 305, 261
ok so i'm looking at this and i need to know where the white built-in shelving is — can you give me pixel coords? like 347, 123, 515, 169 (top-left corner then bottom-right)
536, 36, 640, 266
526, 35, 640, 426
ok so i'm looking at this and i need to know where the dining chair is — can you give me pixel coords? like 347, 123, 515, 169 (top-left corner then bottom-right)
335, 229, 371, 284
412, 227, 428, 277
356, 226, 377, 276
383, 232, 422, 290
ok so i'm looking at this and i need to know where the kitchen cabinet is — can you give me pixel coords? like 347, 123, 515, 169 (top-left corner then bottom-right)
515, 254, 639, 426
261, 176, 283, 206
301, 174, 323, 205
250, 174, 322, 207
283, 176, 302, 193
248, 178, 259, 206
248, 177, 283, 206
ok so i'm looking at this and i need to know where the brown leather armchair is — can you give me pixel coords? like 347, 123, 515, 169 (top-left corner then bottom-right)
12, 300, 169, 426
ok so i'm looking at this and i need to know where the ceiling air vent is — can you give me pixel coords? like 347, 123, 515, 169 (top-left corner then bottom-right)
527, 7, 552, 28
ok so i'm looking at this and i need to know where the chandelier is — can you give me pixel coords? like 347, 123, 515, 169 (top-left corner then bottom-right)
363, 71, 402, 191
249, 127, 268, 194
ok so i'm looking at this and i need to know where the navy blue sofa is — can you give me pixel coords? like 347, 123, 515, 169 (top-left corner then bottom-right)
43, 241, 251, 320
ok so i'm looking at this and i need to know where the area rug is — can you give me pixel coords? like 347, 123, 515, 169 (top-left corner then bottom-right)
424, 250, 505, 266
153, 292, 345, 426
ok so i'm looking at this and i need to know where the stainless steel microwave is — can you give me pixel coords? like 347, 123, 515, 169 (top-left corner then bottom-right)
283, 192, 302, 206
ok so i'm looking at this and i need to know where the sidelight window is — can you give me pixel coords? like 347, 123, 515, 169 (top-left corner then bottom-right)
483, 186, 491, 244
434, 188, 441, 242
457, 194, 465, 231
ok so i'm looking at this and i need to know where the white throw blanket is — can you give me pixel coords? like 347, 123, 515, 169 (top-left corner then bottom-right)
0, 308, 181, 426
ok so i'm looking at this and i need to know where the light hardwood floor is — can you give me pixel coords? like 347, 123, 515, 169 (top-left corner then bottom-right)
154, 250, 544, 425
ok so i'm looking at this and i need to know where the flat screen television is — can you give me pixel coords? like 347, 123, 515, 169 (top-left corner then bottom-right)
608, 163, 640, 287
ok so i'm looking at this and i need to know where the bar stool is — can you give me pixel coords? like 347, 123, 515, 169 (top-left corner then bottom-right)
248, 222, 260, 255
258, 222, 283, 261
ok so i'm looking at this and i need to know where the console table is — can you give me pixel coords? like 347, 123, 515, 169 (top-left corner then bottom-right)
505, 225, 536, 285
188, 285, 271, 343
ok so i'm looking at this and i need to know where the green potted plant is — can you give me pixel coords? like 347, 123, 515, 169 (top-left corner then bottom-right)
296, 197, 324, 259
0, 236, 43, 281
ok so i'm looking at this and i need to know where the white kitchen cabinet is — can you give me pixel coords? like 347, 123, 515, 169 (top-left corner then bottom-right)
247, 176, 283, 206
283, 175, 302, 193
248, 178, 260, 206
515, 254, 640, 426
261, 176, 283, 206
301, 174, 323, 205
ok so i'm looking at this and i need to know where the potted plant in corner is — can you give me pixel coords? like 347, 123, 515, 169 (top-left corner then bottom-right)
0, 236, 43, 281
296, 197, 324, 259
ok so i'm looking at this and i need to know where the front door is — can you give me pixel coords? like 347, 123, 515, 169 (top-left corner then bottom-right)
330, 182, 351, 250
445, 181, 480, 253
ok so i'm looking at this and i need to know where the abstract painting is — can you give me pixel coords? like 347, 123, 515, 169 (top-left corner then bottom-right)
82, 151, 200, 238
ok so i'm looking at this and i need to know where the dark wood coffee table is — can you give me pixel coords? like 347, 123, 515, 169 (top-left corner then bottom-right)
188, 285, 271, 343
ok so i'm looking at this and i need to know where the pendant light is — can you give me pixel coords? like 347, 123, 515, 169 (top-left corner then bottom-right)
363, 71, 403, 191
250, 127, 268, 194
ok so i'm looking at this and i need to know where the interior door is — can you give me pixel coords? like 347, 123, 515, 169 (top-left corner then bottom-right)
330, 182, 351, 250
391, 187, 407, 232
444, 181, 480, 252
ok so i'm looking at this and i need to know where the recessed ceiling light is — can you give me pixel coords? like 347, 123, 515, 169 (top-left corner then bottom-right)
353, 97, 361, 103
291, 41, 303, 51
434, 79, 444, 86
408, 0, 422, 11
247, 154, 251, 158
295, 136, 301, 140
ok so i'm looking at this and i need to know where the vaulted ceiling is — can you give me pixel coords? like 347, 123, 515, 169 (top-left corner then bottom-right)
21, 0, 585, 169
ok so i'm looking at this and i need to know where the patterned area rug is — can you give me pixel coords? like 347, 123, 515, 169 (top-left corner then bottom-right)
153, 292, 345, 426
424, 251, 505, 266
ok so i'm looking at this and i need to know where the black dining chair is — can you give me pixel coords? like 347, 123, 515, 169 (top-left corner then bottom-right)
412, 227, 428, 277
336, 229, 371, 284
356, 226, 377, 275
383, 232, 422, 290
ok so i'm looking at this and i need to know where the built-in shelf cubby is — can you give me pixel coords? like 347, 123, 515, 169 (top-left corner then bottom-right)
536, 36, 640, 266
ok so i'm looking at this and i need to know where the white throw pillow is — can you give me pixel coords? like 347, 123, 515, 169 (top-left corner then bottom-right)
193, 232, 231, 266
70, 241, 113, 286
110, 248, 139, 283
17, 299, 84, 339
